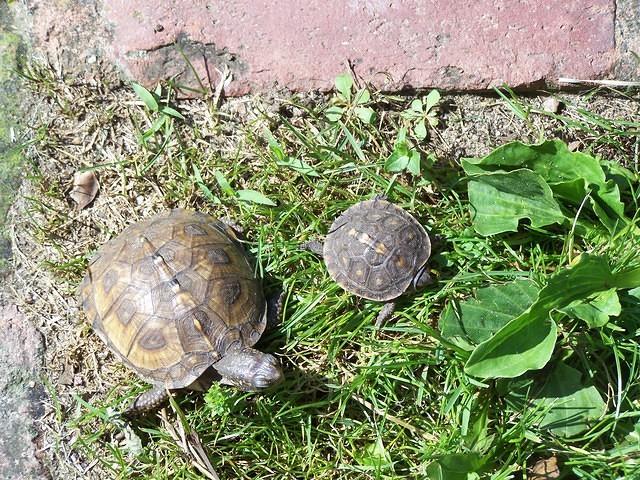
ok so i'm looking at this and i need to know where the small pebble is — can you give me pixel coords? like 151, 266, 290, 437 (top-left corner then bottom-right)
567, 140, 581, 152
542, 97, 561, 113
59, 363, 75, 386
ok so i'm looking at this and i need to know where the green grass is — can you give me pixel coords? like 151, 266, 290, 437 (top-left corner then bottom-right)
16, 69, 640, 479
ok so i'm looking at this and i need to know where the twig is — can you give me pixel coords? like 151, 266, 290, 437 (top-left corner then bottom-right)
160, 408, 221, 480
558, 77, 640, 87
213, 65, 232, 110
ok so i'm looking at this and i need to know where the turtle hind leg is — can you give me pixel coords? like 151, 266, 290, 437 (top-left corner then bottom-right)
300, 240, 324, 256
374, 301, 396, 328
124, 385, 170, 416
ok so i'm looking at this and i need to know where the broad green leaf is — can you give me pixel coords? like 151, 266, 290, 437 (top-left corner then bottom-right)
406, 150, 421, 176
132, 82, 159, 111
426, 452, 486, 480
427, 112, 439, 127
354, 106, 375, 124
141, 115, 167, 140
354, 88, 370, 104
276, 157, 320, 177
424, 89, 440, 111
334, 73, 352, 101
440, 279, 539, 347
355, 438, 391, 469
213, 169, 235, 197
236, 189, 277, 206
611, 264, 640, 290
385, 128, 420, 173
264, 129, 287, 161
413, 120, 427, 140
385, 151, 410, 172
560, 288, 621, 328
159, 105, 185, 120
462, 140, 605, 188
467, 169, 565, 235
465, 254, 620, 379
410, 98, 423, 113
589, 180, 626, 233
629, 286, 640, 300
462, 140, 627, 234
534, 362, 606, 437
325, 105, 343, 122
465, 315, 557, 380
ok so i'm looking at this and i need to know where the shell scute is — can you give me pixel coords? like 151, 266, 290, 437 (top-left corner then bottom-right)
323, 199, 431, 301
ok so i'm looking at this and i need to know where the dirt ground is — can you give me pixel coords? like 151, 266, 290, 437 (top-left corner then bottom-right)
3, 66, 639, 477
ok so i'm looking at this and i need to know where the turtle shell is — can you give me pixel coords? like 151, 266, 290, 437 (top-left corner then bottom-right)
323, 198, 430, 301
79, 209, 266, 389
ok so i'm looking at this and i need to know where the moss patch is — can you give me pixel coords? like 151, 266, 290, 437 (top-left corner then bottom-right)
0, 6, 27, 268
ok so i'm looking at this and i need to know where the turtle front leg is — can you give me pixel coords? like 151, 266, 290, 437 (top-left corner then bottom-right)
124, 385, 170, 416
300, 240, 324, 256
375, 301, 396, 328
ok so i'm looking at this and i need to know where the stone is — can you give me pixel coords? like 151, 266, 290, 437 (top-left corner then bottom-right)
100, 0, 616, 94
613, 0, 640, 80
19, 0, 116, 85
15, 1, 640, 96
542, 97, 561, 113
0, 304, 47, 479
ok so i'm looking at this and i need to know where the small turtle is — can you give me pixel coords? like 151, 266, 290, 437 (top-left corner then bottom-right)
303, 198, 432, 326
79, 209, 283, 414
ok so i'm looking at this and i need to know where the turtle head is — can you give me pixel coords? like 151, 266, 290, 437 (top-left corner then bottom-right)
248, 352, 284, 390
214, 348, 283, 391
411, 264, 433, 291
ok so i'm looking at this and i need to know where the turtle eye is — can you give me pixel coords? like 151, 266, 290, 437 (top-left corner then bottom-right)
252, 355, 283, 389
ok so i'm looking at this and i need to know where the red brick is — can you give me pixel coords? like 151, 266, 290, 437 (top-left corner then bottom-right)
103, 0, 615, 94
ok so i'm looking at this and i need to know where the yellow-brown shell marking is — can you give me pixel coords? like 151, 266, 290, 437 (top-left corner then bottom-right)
79, 209, 266, 389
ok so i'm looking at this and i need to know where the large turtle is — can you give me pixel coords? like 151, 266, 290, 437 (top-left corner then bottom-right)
79, 209, 283, 414
303, 197, 432, 326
